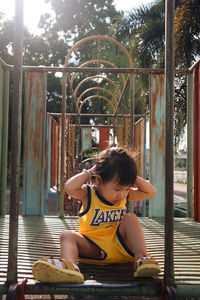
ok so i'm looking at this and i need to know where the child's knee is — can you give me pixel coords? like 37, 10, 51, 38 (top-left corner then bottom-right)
124, 212, 136, 220
122, 212, 138, 224
60, 230, 75, 242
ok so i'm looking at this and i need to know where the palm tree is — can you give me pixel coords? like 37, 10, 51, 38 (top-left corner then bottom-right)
111, 0, 200, 148
112, 0, 200, 68
175, 0, 200, 68
112, 0, 165, 68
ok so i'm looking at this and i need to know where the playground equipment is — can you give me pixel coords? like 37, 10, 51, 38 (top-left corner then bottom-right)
0, 0, 200, 298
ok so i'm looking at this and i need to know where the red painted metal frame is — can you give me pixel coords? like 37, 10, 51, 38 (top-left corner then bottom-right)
193, 63, 200, 222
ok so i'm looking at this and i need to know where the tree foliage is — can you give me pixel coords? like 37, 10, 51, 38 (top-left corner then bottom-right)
39, 0, 120, 65
112, 0, 200, 148
112, 1, 165, 68
175, 0, 200, 67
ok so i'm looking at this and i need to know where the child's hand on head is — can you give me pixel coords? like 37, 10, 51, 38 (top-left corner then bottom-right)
90, 165, 96, 174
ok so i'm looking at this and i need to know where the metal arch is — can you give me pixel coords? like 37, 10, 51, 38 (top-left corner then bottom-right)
78, 95, 115, 113
64, 35, 133, 69
73, 75, 121, 99
70, 59, 126, 86
77, 87, 118, 107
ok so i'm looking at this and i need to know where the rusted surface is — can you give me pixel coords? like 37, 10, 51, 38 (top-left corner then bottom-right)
51, 118, 58, 188
77, 87, 118, 106
149, 74, 165, 217
65, 35, 133, 68
134, 118, 144, 177
124, 117, 130, 145
22, 72, 47, 216
82, 128, 92, 152
129, 74, 135, 151
79, 95, 115, 113
114, 75, 130, 117
74, 75, 121, 99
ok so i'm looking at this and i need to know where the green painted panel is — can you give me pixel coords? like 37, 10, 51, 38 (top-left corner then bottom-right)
82, 127, 92, 152
22, 72, 47, 216
149, 74, 165, 217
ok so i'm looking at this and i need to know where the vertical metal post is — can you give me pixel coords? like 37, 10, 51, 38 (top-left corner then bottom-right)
128, 74, 135, 213
129, 74, 135, 150
0, 69, 10, 215
59, 73, 67, 217
187, 72, 194, 218
193, 63, 200, 222
142, 114, 147, 217
143, 114, 147, 179
164, 0, 175, 286
7, 0, 23, 283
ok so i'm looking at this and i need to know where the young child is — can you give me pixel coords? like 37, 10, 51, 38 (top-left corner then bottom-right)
32, 146, 161, 283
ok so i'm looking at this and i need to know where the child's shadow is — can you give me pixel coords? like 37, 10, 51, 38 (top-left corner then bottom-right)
79, 263, 135, 283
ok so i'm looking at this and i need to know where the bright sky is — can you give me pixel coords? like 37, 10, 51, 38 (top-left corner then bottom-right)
0, 0, 153, 34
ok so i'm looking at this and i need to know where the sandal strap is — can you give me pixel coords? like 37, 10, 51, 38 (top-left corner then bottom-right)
41, 258, 64, 269
40, 257, 80, 272
134, 254, 157, 270
136, 256, 154, 269
61, 258, 80, 272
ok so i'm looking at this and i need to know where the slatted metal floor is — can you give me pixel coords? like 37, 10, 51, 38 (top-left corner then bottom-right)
0, 216, 200, 297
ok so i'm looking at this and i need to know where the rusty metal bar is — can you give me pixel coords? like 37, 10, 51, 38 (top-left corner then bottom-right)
189, 58, 200, 72
128, 74, 135, 214
0, 68, 10, 215
0, 57, 13, 71
142, 114, 147, 217
129, 74, 135, 151
114, 75, 130, 117
20, 66, 187, 74
66, 75, 80, 116
164, 0, 175, 286
7, 0, 23, 284
48, 113, 145, 118
187, 72, 194, 218
70, 124, 117, 128
0, 57, 188, 74
59, 73, 67, 217
193, 63, 200, 222
51, 120, 56, 188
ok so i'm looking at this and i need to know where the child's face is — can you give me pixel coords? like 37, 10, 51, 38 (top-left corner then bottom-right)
98, 178, 130, 204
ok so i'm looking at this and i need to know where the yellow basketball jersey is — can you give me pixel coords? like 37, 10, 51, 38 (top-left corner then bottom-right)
78, 184, 135, 265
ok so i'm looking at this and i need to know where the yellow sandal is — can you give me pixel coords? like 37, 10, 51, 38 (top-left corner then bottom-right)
134, 255, 161, 277
32, 257, 84, 283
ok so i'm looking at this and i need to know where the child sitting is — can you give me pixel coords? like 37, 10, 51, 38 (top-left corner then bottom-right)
32, 146, 161, 283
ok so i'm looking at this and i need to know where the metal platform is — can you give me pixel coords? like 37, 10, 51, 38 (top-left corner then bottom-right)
0, 216, 200, 297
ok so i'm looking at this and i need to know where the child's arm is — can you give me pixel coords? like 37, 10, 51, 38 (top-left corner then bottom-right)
65, 169, 93, 202
128, 176, 157, 201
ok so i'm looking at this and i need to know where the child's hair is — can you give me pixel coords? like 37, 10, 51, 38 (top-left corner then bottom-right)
95, 147, 137, 186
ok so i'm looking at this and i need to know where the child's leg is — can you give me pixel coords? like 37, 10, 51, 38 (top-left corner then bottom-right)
119, 213, 161, 277
119, 213, 146, 257
32, 230, 101, 283
60, 230, 101, 265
